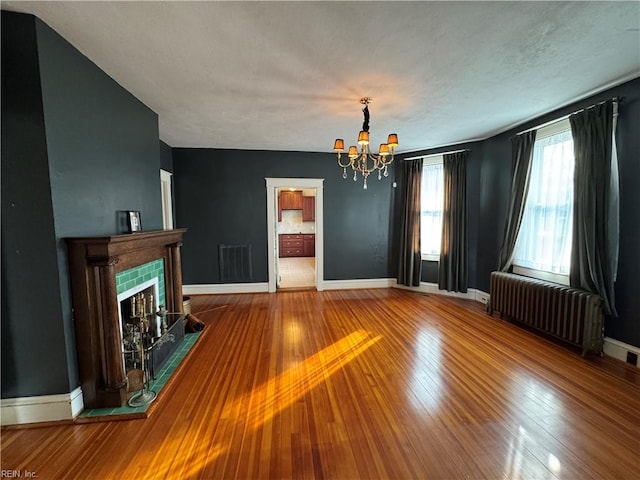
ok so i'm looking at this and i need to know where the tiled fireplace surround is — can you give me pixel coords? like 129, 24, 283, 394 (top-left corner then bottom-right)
66, 229, 186, 409
116, 258, 166, 308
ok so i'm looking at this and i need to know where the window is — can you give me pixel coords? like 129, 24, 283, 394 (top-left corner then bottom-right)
420, 156, 444, 260
513, 119, 574, 283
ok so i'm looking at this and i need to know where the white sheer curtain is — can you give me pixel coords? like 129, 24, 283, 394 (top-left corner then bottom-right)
421, 162, 443, 256
513, 129, 574, 274
609, 101, 619, 281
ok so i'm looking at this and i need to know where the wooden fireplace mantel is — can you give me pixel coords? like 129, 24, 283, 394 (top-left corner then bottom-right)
66, 229, 187, 409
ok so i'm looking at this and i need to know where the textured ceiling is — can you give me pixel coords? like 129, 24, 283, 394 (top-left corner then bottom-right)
3, 1, 640, 153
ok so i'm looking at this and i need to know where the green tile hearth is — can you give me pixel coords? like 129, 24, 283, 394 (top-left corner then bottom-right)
78, 332, 201, 419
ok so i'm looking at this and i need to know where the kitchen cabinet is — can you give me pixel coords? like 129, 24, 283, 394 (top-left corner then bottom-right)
302, 196, 315, 221
278, 190, 303, 222
279, 234, 315, 257
279, 234, 303, 257
303, 234, 315, 257
279, 191, 303, 210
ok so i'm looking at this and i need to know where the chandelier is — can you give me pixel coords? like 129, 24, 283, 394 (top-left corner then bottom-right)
333, 97, 398, 190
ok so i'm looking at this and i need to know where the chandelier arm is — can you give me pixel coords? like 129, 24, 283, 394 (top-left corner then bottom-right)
366, 152, 387, 169
358, 154, 380, 174
375, 154, 394, 168
337, 155, 352, 168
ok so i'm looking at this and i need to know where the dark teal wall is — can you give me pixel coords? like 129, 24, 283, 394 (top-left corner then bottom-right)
1, 12, 70, 397
1, 12, 163, 398
160, 140, 174, 173
476, 77, 640, 347
36, 18, 163, 238
172, 149, 395, 284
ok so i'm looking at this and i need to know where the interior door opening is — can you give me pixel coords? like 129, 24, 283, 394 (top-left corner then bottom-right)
265, 178, 324, 293
276, 187, 316, 290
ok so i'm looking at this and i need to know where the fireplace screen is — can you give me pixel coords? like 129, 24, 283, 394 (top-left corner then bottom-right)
118, 280, 185, 405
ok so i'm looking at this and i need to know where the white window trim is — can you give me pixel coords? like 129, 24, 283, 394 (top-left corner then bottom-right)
420, 154, 444, 262
511, 117, 572, 284
512, 266, 569, 286
535, 117, 571, 140
421, 154, 444, 166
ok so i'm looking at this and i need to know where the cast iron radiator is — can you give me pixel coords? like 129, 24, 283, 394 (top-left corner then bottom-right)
488, 271, 603, 356
218, 244, 252, 283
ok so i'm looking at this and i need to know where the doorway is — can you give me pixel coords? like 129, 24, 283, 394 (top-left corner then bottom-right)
160, 169, 174, 229
276, 187, 316, 289
266, 178, 324, 293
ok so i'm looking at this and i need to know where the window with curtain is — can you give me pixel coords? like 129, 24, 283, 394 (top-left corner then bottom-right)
513, 119, 574, 282
420, 156, 444, 260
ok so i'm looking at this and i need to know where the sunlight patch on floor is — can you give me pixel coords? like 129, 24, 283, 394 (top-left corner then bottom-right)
226, 329, 381, 430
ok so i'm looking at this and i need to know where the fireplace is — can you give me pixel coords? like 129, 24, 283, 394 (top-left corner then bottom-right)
66, 229, 186, 408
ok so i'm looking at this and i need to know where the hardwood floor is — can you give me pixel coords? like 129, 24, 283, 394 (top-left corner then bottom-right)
2, 289, 639, 479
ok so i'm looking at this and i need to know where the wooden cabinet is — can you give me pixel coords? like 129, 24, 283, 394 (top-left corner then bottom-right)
303, 234, 315, 257
279, 191, 303, 210
277, 191, 315, 223
279, 234, 304, 257
302, 196, 315, 221
278, 190, 303, 222
279, 234, 315, 257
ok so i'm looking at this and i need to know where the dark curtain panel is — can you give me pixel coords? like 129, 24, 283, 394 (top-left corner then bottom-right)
570, 100, 617, 316
397, 159, 423, 286
438, 151, 468, 292
497, 131, 536, 271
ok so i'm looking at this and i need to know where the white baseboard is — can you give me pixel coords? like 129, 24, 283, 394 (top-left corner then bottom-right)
183, 280, 492, 305
393, 281, 490, 305
603, 337, 640, 367
323, 278, 395, 290
185, 279, 394, 294
1, 387, 83, 426
183, 283, 269, 295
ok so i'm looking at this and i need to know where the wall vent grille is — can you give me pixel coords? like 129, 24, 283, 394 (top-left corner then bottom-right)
219, 244, 252, 283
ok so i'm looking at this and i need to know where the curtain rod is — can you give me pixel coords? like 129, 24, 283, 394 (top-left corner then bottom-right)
403, 148, 470, 161
516, 97, 619, 136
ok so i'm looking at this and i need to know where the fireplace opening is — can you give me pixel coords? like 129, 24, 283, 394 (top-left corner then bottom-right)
117, 278, 185, 397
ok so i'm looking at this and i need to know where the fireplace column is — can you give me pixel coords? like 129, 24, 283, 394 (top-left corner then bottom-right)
94, 257, 128, 405
170, 241, 184, 312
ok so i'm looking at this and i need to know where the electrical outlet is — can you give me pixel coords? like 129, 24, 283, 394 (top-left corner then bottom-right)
478, 295, 489, 305
626, 352, 638, 366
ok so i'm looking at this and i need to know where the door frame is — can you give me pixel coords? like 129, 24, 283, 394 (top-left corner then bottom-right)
160, 169, 174, 229
266, 178, 324, 293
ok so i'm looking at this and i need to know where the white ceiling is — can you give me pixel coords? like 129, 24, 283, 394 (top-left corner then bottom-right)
3, 1, 639, 153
